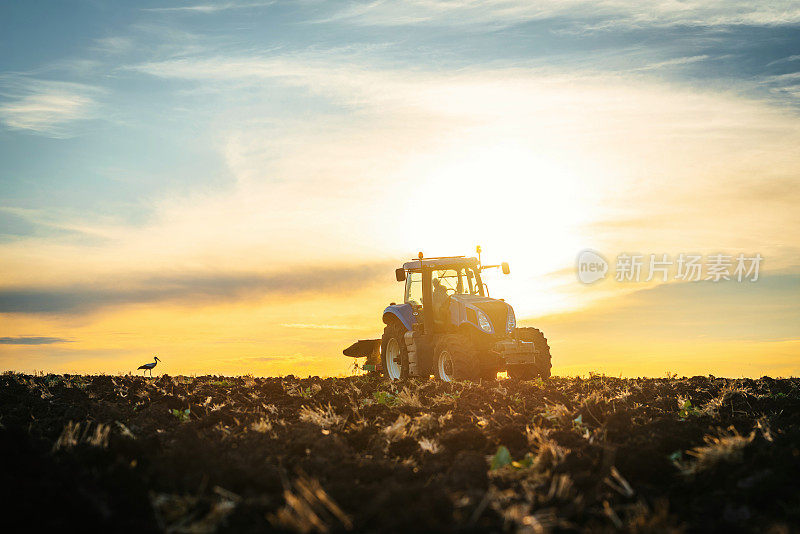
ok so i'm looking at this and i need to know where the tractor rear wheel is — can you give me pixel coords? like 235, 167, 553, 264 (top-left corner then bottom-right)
381, 322, 409, 380
434, 334, 479, 382
509, 327, 552, 379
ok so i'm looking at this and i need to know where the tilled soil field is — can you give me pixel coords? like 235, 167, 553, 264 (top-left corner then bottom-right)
1, 373, 799, 533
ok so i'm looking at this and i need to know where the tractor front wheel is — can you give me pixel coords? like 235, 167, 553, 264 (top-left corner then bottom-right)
434, 334, 479, 382
381, 322, 409, 379
510, 327, 552, 379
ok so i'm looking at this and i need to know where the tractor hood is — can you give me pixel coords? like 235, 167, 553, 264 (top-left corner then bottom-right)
451, 294, 513, 309
450, 294, 514, 335
450, 294, 501, 304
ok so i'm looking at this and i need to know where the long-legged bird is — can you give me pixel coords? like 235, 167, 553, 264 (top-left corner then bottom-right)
138, 355, 160, 376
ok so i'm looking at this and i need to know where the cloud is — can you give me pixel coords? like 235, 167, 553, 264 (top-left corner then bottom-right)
317, 0, 800, 30
0, 337, 72, 345
636, 55, 711, 71
0, 263, 392, 314
128, 52, 373, 87
766, 55, 800, 67
144, 1, 274, 13
0, 77, 101, 137
0, 207, 99, 243
93, 36, 134, 54
761, 70, 800, 101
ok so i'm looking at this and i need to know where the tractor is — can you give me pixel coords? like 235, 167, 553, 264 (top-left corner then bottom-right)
344, 248, 551, 381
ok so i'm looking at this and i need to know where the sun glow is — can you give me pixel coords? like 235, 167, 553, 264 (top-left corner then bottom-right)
393, 141, 598, 317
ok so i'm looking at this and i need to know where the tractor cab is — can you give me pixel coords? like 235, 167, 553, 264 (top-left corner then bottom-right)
403, 259, 484, 307
399, 257, 484, 328
393, 253, 509, 336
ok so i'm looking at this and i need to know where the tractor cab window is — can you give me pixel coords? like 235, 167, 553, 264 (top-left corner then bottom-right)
405, 271, 423, 305
461, 267, 483, 296
434, 268, 483, 296
434, 269, 460, 294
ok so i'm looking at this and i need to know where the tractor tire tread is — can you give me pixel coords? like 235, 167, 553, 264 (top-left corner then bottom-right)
434, 334, 480, 381
512, 327, 552, 379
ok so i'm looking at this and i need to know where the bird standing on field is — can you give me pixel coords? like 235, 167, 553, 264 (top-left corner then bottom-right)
138, 355, 160, 376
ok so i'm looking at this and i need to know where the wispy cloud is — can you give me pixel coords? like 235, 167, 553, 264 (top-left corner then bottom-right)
93, 36, 134, 54
636, 55, 711, 71
760, 71, 800, 100
766, 55, 800, 67
144, 1, 274, 13
0, 263, 392, 314
317, 0, 800, 30
0, 77, 101, 137
0, 336, 72, 345
0, 206, 104, 242
128, 52, 368, 83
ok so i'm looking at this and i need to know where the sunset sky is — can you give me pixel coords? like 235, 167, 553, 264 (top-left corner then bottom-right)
1, 1, 798, 377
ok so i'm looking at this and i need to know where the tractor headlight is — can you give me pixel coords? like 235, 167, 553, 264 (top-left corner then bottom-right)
477, 309, 492, 333
506, 310, 516, 333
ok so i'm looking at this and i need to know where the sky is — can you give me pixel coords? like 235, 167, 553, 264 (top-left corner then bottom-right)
0, 0, 798, 377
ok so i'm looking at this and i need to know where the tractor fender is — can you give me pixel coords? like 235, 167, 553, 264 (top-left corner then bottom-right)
382, 303, 414, 331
